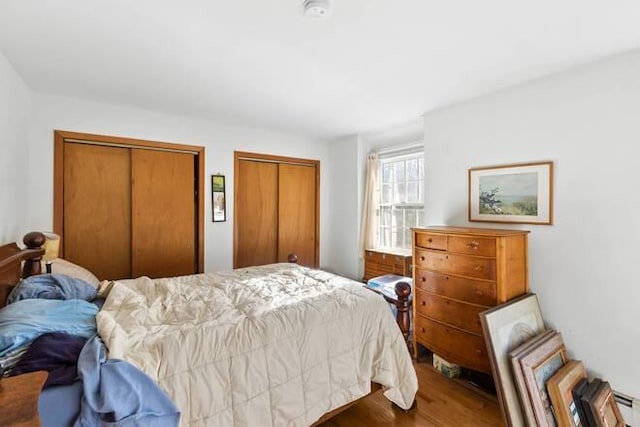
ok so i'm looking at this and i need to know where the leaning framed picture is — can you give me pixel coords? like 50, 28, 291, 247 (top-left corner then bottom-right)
517, 331, 568, 427
586, 381, 625, 427
546, 360, 587, 427
469, 161, 553, 225
479, 294, 546, 427
510, 329, 557, 426
211, 174, 226, 222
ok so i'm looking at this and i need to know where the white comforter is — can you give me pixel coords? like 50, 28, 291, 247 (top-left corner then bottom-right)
97, 263, 417, 426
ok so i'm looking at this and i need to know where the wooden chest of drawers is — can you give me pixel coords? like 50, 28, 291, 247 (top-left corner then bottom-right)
412, 226, 529, 373
363, 249, 412, 282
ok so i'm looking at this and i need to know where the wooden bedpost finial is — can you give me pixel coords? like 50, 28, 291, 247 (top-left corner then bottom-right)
23, 232, 46, 249
287, 253, 298, 263
22, 232, 45, 278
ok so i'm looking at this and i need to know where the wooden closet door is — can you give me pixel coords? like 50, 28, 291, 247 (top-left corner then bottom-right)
278, 163, 317, 267
63, 144, 132, 280
235, 160, 278, 268
131, 149, 196, 278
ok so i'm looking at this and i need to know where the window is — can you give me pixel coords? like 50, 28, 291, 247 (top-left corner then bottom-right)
377, 148, 425, 250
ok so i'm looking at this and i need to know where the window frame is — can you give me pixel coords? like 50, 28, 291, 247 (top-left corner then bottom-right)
376, 147, 425, 251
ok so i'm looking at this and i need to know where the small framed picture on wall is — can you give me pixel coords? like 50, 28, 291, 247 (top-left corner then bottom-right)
212, 174, 226, 222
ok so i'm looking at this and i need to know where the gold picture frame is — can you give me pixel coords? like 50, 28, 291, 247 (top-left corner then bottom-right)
468, 161, 553, 225
546, 360, 587, 427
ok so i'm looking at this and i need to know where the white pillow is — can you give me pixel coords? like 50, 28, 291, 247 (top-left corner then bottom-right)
40, 258, 100, 287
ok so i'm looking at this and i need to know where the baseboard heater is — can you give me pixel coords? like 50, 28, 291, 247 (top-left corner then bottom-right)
614, 390, 639, 427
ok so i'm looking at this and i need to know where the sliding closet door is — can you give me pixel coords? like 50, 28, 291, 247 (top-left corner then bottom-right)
131, 149, 196, 278
234, 151, 319, 269
278, 163, 317, 267
234, 159, 278, 268
55, 130, 205, 281
63, 143, 132, 280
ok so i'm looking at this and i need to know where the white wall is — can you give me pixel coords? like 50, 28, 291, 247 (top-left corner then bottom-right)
325, 135, 361, 279
423, 49, 640, 399
0, 52, 32, 243
27, 93, 330, 272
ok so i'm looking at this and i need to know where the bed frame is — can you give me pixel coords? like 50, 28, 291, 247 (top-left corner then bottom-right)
0, 232, 414, 423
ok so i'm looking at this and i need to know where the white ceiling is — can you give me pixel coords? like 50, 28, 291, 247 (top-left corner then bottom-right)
2, 1, 640, 140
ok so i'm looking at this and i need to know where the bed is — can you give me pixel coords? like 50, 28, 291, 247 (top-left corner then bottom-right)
0, 232, 418, 426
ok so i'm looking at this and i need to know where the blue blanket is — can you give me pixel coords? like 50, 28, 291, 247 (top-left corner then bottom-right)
74, 336, 180, 427
7, 274, 97, 303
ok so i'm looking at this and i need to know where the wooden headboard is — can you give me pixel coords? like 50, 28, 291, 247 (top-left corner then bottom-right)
0, 232, 46, 307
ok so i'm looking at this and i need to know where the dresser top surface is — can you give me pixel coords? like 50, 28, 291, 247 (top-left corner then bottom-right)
412, 226, 530, 237
365, 248, 412, 256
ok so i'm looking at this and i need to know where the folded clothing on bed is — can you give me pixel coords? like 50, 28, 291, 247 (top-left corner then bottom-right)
10, 332, 87, 387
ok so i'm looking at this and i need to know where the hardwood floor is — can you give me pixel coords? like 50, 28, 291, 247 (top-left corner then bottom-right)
318, 361, 504, 426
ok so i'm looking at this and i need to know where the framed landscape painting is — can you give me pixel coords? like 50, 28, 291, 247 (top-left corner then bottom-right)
469, 161, 553, 225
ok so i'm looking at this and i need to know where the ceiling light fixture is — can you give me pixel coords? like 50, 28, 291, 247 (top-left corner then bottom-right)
303, 0, 331, 18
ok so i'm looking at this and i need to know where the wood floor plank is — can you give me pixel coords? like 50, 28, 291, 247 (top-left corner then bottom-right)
318, 361, 504, 426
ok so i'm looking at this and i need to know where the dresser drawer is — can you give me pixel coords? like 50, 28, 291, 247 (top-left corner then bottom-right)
414, 288, 484, 335
365, 250, 393, 266
365, 250, 409, 266
415, 249, 496, 280
415, 315, 491, 373
414, 268, 497, 306
415, 233, 447, 251
448, 236, 496, 257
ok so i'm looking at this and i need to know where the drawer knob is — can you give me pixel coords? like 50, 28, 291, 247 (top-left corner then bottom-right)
475, 349, 482, 355
427, 238, 432, 243
474, 265, 483, 271
475, 290, 483, 296
420, 327, 425, 333
420, 256, 425, 261
421, 301, 426, 306
445, 276, 449, 280
421, 277, 426, 282
467, 241, 479, 249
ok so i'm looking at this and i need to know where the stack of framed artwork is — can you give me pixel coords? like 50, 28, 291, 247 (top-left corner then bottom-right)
480, 294, 625, 427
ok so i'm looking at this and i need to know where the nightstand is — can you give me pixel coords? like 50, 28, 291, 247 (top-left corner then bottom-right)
0, 370, 48, 426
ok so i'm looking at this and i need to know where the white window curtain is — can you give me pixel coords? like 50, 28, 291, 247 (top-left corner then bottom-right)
360, 152, 379, 255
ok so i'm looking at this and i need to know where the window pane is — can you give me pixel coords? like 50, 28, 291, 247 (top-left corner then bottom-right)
393, 208, 404, 229
394, 161, 405, 183
394, 183, 405, 203
392, 230, 402, 248
407, 159, 418, 181
382, 163, 392, 183
380, 206, 391, 226
419, 180, 424, 203
381, 183, 391, 204
380, 227, 390, 247
407, 182, 418, 203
